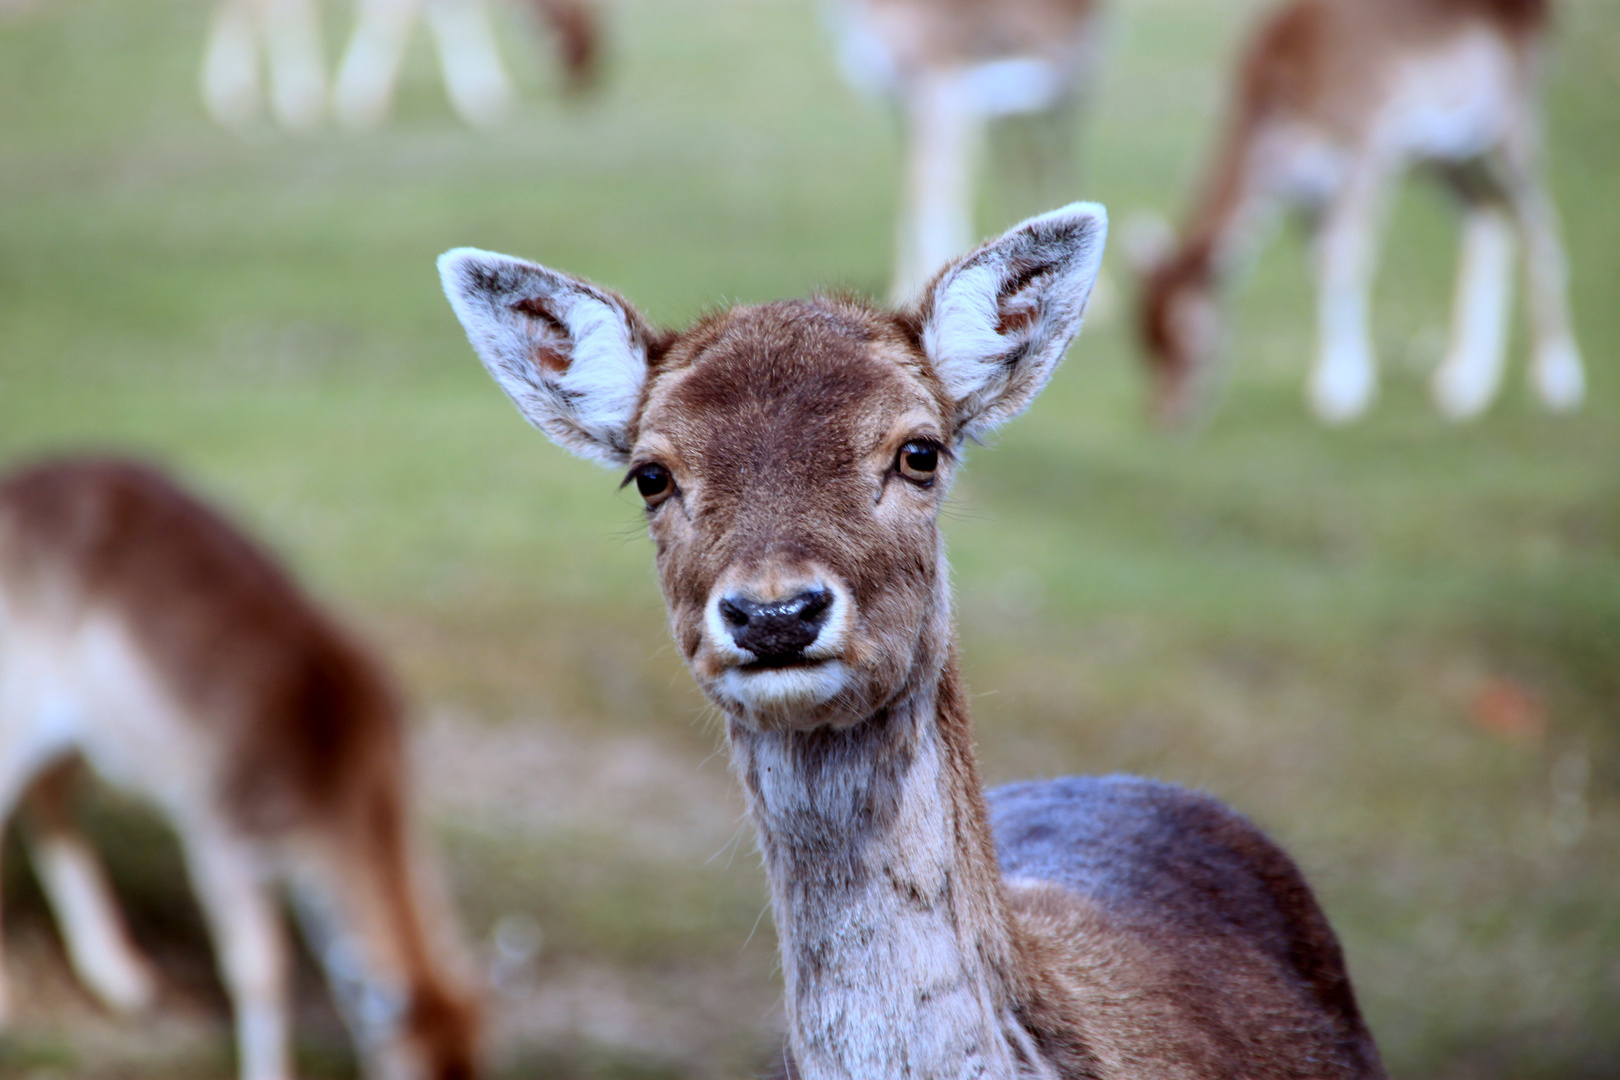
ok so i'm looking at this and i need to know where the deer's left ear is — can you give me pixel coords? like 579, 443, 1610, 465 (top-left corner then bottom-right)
916, 202, 1107, 441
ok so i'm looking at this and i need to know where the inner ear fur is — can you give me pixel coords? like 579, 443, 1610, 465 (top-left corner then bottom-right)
913, 202, 1108, 442
438, 247, 655, 466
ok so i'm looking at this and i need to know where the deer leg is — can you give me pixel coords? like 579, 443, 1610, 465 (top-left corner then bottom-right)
180, 823, 291, 1080
22, 758, 155, 1014
289, 854, 415, 1075
424, 0, 515, 128
1310, 155, 1394, 423
1500, 123, 1583, 412
893, 71, 983, 305
334, 0, 423, 129
0, 654, 66, 1026
261, 0, 326, 131
1432, 202, 1517, 420
200, 0, 264, 131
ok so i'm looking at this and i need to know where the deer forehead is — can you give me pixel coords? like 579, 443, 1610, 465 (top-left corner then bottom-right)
634, 301, 949, 487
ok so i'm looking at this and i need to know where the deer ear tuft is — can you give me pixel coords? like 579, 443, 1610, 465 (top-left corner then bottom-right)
438, 248, 651, 465
916, 202, 1107, 441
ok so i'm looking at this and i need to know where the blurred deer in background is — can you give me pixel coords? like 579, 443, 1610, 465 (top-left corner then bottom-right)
332, 0, 597, 129
201, 0, 598, 132
831, 0, 1105, 302
1136, 0, 1583, 424
0, 458, 478, 1080
439, 203, 1386, 1080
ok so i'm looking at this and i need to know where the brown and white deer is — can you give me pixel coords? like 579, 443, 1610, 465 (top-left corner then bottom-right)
832, 0, 1105, 302
1137, 0, 1583, 424
201, 0, 597, 132
0, 458, 478, 1080
439, 203, 1387, 1079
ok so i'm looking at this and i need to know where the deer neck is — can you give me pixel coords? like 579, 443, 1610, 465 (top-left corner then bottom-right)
730, 652, 1051, 1080
1170, 110, 1272, 291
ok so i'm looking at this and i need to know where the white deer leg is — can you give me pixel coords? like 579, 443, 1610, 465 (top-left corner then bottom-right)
334, 0, 422, 129
893, 71, 982, 305
201, 0, 264, 131
262, 0, 326, 131
1501, 125, 1583, 412
1433, 204, 1516, 420
424, 0, 515, 129
181, 823, 291, 1080
1310, 156, 1393, 423
23, 763, 155, 1014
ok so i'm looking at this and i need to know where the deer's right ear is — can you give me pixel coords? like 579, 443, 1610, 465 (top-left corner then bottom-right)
915, 202, 1107, 443
438, 248, 652, 466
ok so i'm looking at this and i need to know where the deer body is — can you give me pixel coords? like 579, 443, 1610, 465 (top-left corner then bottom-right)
440, 202, 1386, 1078
0, 458, 477, 1080
833, 0, 1104, 302
1138, 0, 1582, 423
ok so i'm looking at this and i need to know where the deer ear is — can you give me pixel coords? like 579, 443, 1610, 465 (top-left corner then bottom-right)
916, 202, 1107, 441
438, 248, 652, 466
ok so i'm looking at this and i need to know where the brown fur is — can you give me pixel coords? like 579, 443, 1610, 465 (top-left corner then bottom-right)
524, 0, 600, 92
0, 456, 478, 1079
0, 458, 391, 830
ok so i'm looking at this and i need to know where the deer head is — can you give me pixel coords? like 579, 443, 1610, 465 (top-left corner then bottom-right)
440, 204, 1106, 731
1135, 235, 1222, 425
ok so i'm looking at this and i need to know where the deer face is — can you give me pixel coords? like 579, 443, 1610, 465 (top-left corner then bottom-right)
1139, 247, 1221, 424
441, 204, 1106, 730
628, 300, 956, 728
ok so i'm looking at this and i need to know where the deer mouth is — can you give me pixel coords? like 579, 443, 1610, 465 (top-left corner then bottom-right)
716, 658, 850, 713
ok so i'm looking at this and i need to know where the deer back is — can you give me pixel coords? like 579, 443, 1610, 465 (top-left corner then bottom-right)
0, 457, 402, 834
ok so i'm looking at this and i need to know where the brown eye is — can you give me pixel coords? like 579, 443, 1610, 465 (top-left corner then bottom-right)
896, 441, 940, 485
631, 463, 674, 509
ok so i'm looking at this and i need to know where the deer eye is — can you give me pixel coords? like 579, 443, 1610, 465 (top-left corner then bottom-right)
896, 441, 940, 486
629, 463, 675, 509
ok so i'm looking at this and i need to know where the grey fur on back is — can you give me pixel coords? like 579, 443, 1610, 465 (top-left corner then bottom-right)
990, 774, 1383, 1077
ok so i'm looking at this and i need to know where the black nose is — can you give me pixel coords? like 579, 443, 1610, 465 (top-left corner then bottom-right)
719, 589, 833, 665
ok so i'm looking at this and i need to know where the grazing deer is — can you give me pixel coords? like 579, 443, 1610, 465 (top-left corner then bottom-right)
0, 458, 478, 1080
1137, 0, 1583, 424
831, 0, 1105, 302
201, 0, 597, 132
439, 202, 1387, 1079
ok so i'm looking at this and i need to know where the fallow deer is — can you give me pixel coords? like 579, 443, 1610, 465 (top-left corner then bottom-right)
1137, 0, 1583, 424
0, 457, 478, 1080
831, 0, 1105, 302
201, 0, 597, 132
439, 203, 1387, 1079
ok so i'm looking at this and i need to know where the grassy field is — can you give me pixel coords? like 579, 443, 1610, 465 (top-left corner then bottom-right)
2, 0, 1618, 1077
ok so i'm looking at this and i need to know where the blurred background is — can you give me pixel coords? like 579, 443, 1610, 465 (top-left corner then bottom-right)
1, 0, 1617, 1077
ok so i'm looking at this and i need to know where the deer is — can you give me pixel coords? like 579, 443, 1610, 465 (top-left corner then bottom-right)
1136, 0, 1583, 425
831, 0, 1106, 303
0, 457, 479, 1080
201, 0, 597, 133
438, 201, 1388, 1079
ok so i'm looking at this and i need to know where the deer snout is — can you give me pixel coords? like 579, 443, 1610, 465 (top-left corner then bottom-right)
718, 588, 833, 666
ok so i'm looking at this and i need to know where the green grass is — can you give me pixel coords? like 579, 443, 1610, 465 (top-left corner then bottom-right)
3, 0, 1619, 1077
